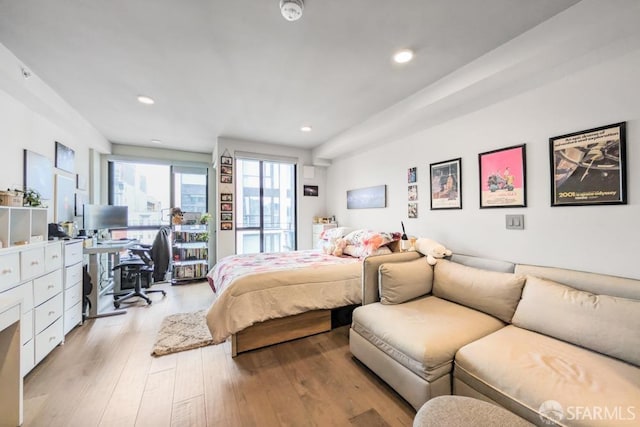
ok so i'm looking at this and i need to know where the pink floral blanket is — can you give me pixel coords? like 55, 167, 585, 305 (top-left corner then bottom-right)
206, 250, 360, 294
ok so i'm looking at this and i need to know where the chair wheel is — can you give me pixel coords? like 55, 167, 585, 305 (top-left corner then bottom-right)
114, 301, 120, 309
162, 291, 167, 296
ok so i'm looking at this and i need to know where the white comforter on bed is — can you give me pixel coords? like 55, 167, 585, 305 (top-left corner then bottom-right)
205, 250, 362, 343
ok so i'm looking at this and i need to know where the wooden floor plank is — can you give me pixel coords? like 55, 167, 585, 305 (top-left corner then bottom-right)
22, 280, 416, 427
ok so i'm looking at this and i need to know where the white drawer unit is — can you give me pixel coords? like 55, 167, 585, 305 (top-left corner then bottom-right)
64, 283, 82, 314
0, 252, 20, 292
64, 263, 83, 289
64, 241, 83, 266
34, 317, 63, 365
33, 269, 63, 306
63, 240, 84, 335
20, 247, 45, 281
45, 243, 63, 272
34, 292, 64, 334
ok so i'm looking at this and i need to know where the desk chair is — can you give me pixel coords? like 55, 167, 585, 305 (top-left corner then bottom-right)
112, 255, 166, 308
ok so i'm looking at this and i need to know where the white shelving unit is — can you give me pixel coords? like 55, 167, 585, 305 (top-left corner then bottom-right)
0, 206, 48, 249
171, 224, 209, 284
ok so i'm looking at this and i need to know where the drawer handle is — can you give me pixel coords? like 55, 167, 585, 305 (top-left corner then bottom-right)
52, 254, 59, 259
49, 336, 57, 342
47, 284, 55, 289
48, 310, 55, 316
31, 260, 40, 266
1, 268, 13, 274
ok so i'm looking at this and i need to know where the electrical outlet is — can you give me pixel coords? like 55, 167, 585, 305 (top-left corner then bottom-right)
506, 214, 524, 230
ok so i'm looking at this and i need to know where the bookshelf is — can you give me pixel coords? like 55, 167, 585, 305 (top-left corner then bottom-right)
171, 224, 208, 284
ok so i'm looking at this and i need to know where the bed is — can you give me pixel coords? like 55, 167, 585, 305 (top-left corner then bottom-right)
205, 228, 401, 356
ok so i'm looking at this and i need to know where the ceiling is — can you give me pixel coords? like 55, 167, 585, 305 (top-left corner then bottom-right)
0, 0, 580, 155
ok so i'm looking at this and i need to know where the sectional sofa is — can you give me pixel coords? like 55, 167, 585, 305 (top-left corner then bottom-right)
349, 252, 640, 426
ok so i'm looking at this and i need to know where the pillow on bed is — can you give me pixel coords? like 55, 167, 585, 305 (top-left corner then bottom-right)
343, 244, 392, 258
319, 227, 354, 241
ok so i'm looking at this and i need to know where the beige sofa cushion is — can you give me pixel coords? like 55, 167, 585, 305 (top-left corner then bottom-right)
512, 275, 640, 366
379, 257, 433, 304
433, 259, 526, 322
351, 296, 504, 382
454, 326, 640, 426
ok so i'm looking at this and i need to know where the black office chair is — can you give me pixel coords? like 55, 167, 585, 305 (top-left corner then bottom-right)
112, 226, 171, 308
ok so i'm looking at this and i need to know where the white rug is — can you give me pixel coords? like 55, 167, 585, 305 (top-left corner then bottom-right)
151, 310, 214, 356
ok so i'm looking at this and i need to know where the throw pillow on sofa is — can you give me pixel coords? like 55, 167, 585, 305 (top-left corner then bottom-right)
433, 259, 526, 323
512, 275, 640, 366
378, 256, 433, 304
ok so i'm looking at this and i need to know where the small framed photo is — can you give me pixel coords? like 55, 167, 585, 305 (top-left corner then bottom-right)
430, 158, 462, 210
220, 212, 233, 221
220, 193, 233, 202
55, 141, 75, 173
220, 202, 233, 212
408, 167, 417, 183
550, 122, 626, 206
303, 185, 318, 197
408, 185, 418, 201
221, 156, 233, 165
478, 145, 526, 208
408, 202, 418, 218
220, 221, 233, 230
220, 165, 233, 175
220, 174, 232, 184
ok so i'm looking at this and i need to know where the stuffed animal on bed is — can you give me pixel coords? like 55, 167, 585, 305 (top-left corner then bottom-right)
415, 237, 452, 265
332, 238, 347, 257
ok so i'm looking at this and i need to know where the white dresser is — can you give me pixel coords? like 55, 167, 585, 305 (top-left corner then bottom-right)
312, 223, 337, 248
62, 240, 83, 335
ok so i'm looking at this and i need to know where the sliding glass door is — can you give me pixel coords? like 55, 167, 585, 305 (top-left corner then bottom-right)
236, 158, 296, 254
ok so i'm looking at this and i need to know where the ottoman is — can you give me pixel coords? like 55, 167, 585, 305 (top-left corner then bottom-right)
413, 396, 534, 427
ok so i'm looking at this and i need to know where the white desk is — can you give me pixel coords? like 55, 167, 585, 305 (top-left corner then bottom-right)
83, 240, 136, 318
0, 297, 22, 427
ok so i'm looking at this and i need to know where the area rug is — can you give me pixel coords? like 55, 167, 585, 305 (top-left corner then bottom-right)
151, 310, 214, 356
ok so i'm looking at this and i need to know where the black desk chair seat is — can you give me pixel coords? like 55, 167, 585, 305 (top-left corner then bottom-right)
112, 257, 166, 308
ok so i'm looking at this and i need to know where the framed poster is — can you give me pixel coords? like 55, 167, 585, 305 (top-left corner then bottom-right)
220, 221, 233, 230
220, 203, 232, 212
220, 212, 233, 221
303, 185, 318, 196
430, 158, 462, 210
220, 193, 233, 202
347, 185, 386, 209
220, 155, 233, 165
408, 167, 417, 183
55, 174, 75, 222
408, 185, 417, 201
550, 122, 626, 206
408, 202, 418, 218
478, 145, 526, 208
24, 149, 53, 199
55, 141, 75, 173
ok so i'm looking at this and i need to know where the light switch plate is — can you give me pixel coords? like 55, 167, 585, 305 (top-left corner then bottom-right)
506, 214, 524, 230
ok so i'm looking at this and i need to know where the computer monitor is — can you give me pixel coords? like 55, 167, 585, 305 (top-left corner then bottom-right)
83, 205, 128, 231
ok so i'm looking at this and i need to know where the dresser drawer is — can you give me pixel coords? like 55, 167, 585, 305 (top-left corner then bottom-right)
64, 263, 83, 289
20, 247, 45, 281
34, 293, 63, 335
21, 310, 33, 345
33, 269, 63, 306
64, 302, 82, 335
35, 317, 63, 365
22, 339, 34, 376
0, 252, 20, 292
1, 281, 33, 313
64, 282, 82, 310
45, 242, 63, 272
64, 241, 84, 266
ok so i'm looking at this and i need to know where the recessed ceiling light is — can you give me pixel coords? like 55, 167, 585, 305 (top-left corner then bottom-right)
137, 95, 155, 105
393, 49, 414, 64
300, 125, 312, 132
151, 139, 162, 144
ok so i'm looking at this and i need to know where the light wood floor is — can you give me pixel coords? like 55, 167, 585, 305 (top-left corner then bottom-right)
23, 281, 415, 427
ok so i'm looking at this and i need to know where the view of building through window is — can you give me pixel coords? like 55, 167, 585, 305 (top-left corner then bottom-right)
236, 158, 296, 254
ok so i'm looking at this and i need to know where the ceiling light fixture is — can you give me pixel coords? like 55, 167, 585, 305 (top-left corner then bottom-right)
393, 49, 414, 64
300, 125, 312, 132
137, 95, 155, 105
151, 139, 162, 144
280, 0, 304, 21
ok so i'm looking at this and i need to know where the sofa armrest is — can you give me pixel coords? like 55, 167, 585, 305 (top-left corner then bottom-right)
362, 251, 422, 305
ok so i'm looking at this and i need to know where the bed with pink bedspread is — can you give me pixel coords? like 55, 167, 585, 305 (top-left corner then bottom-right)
205, 250, 363, 344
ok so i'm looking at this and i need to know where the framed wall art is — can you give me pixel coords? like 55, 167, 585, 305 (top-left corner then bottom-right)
55, 141, 75, 173
347, 185, 386, 209
303, 185, 318, 197
408, 167, 417, 183
478, 145, 526, 208
220, 221, 233, 231
23, 149, 53, 199
55, 174, 75, 222
430, 158, 462, 210
220, 212, 233, 221
220, 193, 233, 202
408, 202, 418, 218
550, 122, 626, 206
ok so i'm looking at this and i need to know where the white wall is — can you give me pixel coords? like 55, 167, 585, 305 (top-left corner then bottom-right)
215, 137, 327, 259
0, 43, 110, 222
326, 48, 640, 279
